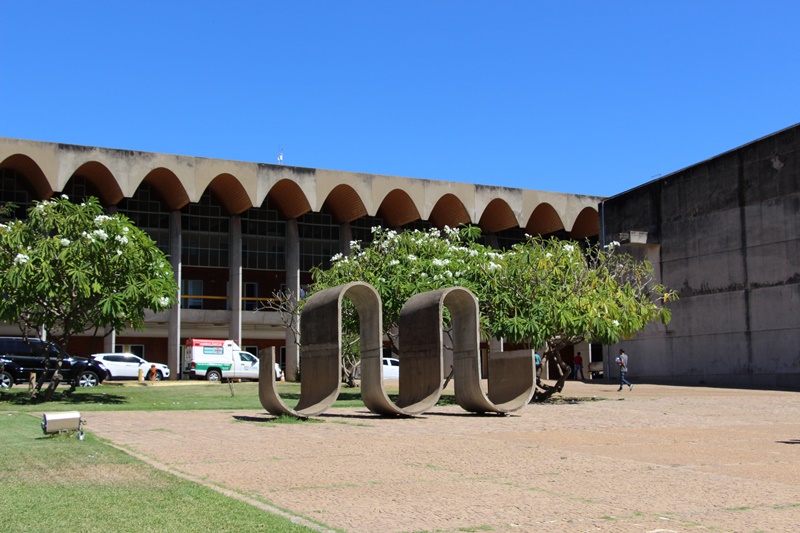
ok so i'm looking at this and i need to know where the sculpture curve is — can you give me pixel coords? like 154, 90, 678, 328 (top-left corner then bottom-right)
259, 282, 535, 418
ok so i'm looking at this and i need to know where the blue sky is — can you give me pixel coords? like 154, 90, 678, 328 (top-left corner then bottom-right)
1, 1, 798, 198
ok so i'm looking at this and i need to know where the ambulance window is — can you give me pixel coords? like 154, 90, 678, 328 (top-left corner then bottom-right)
239, 351, 257, 363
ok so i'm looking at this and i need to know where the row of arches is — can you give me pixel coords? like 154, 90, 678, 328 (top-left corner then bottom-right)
0, 138, 601, 238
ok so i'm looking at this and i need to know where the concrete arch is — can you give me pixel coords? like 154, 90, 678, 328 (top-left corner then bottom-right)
321, 183, 369, 223
267, 178, 312, 220
192, 157, 259, 212
0, 153, 53, 200
377, 189, 421, 227
0, 136, 603, 237
429, 193, 471, 229
479, 198, 519, 233
69, 161, 125, 206
140, 168, 191, 211
526, 202, 565, 236
569, 206, 600, 238
205, 173, 253, 215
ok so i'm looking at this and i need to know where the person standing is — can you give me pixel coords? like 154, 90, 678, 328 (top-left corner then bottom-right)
573, 352, 585, 380
617, 348, 633, 391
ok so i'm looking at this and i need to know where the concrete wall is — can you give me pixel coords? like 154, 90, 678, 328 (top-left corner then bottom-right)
602, 124, 800, 390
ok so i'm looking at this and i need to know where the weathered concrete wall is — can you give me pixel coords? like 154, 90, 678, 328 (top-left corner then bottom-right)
602, 124, 800, 390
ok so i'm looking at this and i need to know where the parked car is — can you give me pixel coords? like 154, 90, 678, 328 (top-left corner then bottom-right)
0, 337, 108, 388
382, 357, 400, 380
91, 353, 171, 381
1, 357, 15, 389
351, 358, 400, 381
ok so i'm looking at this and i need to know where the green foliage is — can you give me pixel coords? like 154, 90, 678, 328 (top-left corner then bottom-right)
310, 226, 677, 375
486, 237, 676, 350
311, 226, 497, 353
0, 195, 178, 343
310, 226, 678, 400
0, 195, 179, 399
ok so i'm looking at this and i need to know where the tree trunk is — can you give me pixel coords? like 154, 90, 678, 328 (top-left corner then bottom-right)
531, 345, 571, 402
41, 374, 61, 402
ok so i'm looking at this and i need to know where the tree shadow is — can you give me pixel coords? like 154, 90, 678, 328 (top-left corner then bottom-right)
0, 389, 128, 405
776, 439, 800, 444
232, 414, 323, 424
59, 391, 128, 405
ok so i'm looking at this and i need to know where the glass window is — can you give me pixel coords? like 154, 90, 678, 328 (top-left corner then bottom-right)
117, 183, 171, 254
241, 206, 286, 271
243, 282, 259, 311
238, 351, 257, 363
298, 212, 340, 271
181, 191, 229, 267
0, 169, 36, 221
182, 280, 203, 309
495, 227, 527, 251
127, 345, 145, 358
351, 215, 383, 247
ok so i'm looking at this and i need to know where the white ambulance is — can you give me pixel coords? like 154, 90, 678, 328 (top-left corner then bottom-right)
184, 339, 260, 381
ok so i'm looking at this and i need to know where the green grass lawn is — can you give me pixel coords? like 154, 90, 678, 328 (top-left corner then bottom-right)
0, 381, 364, 412
0, 412, 328, 532
0, 380, 455, 413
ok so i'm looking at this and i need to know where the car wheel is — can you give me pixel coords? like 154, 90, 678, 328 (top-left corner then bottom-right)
155, 370, 164, 381
1, 371, 13, 389
206, 369, 222, 382
77, 371, 100, 387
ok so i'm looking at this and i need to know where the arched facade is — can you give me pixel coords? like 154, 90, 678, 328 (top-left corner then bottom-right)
0, 136, 601, 379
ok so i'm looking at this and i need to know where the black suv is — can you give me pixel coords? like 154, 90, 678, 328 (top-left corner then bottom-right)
0, 337, 108, 389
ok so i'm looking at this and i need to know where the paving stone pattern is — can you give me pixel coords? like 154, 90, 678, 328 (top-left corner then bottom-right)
89, 382, 800, 533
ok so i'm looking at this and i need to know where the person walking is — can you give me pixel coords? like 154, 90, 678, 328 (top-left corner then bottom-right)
617, 348, 633, 391
573, 352, 585, 380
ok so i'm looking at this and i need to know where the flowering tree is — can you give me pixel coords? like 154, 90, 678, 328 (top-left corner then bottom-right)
310, 226, 676, 400
486, 237, 675, 399
0, 196, 178, 400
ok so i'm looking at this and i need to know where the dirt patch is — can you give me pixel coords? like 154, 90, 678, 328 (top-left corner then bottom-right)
87, 382, 800, 532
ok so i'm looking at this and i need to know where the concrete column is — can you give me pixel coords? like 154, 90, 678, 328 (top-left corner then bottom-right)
285, 218, 300, 381
340, 221, 353, 255
168, 210, 182, 379
103, 328, 116, 353
229, 214, 242, 344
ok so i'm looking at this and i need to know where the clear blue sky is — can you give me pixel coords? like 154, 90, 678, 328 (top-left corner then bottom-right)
2, 1, 798, 198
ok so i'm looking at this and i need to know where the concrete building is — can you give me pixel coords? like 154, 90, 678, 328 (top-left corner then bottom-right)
4, 124, 798, 390
0, 136, 600, 379
602, 124, 800, 389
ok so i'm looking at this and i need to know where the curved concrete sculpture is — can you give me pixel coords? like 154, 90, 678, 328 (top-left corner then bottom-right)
259, 282, 535, 418
485, 348, 538, 412
258, 345, 296, 415
258, 282, 383, 419
403, 287, 535, 414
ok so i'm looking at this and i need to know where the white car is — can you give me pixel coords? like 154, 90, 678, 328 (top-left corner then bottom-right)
382, 357, 399, 380
91, 353, 171, 381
